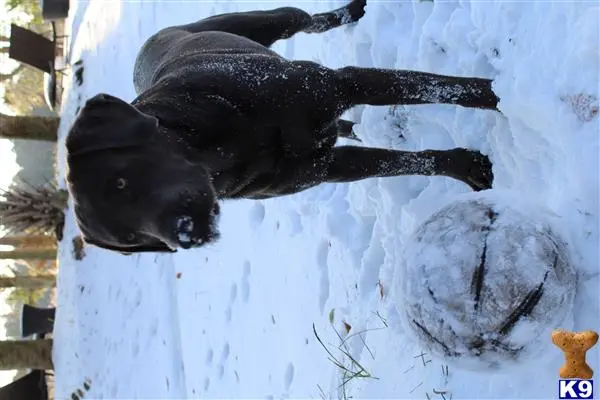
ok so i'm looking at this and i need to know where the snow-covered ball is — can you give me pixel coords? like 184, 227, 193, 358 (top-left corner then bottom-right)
395, 190, 577, 371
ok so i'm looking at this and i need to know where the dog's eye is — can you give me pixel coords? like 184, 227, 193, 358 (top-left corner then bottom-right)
116, 178, 128, 189
125, 233, 136, 242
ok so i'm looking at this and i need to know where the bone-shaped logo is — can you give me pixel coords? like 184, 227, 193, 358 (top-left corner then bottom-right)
552, 329, 599, 379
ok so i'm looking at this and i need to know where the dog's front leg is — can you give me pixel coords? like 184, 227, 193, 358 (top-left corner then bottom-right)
326, 146, 493, 191
335, 67, 500, 111
259, 145, 492, 198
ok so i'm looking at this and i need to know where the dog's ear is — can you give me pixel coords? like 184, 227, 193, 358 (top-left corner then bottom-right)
83, 236, 177, 255
66, 93, 159, 157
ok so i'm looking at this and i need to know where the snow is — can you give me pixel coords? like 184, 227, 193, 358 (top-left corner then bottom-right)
53, 1, 599, 399
396, 189, 577, 372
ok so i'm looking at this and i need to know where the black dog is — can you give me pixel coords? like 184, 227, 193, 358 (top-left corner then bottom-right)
66, 0, 498, 254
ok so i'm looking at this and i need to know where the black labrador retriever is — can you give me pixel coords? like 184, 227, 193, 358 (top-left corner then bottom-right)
66, 0, 499, 254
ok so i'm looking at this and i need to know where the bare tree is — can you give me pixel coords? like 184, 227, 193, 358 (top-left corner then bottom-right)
0, 235, 56, 248
0, 249, 57, 260
0, 64, 25, 82
0, 113, 58, 141
0, 181, 68, 239
3, 65, 48, 112
0, 34, 24, 82
3, 66, 48, 113
0, 274, 55, 288
0, 338, 53, 370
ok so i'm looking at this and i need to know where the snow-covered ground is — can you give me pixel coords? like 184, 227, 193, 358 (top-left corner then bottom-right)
53, 1, 599, 399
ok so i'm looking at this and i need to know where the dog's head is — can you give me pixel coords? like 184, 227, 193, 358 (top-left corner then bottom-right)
66, 93, 220, 254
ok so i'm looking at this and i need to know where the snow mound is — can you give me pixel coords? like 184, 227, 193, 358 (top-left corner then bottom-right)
395, 190, 577, 372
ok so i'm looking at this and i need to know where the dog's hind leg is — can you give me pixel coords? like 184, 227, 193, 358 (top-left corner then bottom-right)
326, 146, 493, 191
304, 0, 367, 33
172, 0, 367, 47
334, 67, 499, 111
336, 119, 361, 141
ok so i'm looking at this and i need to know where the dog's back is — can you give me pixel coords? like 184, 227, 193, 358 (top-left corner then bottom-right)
134, 28, 281, 95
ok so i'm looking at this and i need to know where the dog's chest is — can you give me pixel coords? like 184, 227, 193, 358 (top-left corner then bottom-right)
200, 127, 284, 196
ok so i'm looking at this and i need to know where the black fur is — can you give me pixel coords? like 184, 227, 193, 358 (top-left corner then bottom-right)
66, 0, 498, 254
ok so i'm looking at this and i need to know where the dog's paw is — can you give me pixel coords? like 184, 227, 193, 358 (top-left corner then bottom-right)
345, 0, 367, 23
442, 148, 494, 191
464, 150, 494, 191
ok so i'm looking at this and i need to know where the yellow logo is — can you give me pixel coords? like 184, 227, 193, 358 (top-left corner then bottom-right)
552, 329, 599, 379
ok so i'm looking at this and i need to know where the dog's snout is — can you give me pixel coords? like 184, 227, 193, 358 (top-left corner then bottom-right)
175, 215, 204, 249
176, 215, 194, 248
